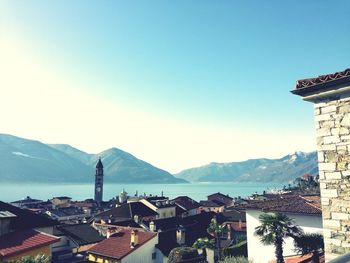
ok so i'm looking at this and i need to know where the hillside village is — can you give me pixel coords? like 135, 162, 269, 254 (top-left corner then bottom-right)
0, 155, 323, 263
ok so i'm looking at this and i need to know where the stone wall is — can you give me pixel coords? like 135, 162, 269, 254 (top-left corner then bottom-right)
315, 96, 350, 260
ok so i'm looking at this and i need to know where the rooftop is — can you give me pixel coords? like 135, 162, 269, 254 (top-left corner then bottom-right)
88, 229, 156, 260
0, 201, 57, 230
200, 200, 226, 207
95, 202, 158, 221
292, 68, 350, 98
57, 223, 104, 246
0, 229, 59, 258
208, 192, 233, 200
172, 196, 201, 211
0, 211, 17, 219
237, 195, 321, 215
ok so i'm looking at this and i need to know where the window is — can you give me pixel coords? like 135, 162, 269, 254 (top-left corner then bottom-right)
152, 252, 157, 260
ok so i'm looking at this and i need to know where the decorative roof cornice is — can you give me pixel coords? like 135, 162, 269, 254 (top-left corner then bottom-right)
296, 68, 350, 90
292, 68, 350, 101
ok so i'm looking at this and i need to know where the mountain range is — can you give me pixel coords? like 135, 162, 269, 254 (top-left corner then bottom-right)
175, 151, 318, 183
0, 134, 186, 184
0, 134, 318, 184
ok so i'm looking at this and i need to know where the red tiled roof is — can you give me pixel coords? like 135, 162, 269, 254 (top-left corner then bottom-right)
269, 252, 325, 263
172, 196, 200, 211
88, 229, 156, 260
296, 68, 350, 90
208, 192, 233, 200
0, 229, 60, 258
238, 195, 321, 215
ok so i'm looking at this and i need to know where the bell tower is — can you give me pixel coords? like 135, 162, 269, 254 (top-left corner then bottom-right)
94, 158, 104, 204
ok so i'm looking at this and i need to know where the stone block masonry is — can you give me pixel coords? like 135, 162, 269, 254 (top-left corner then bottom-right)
316, 97, 350, 259
292, 68, 350, 261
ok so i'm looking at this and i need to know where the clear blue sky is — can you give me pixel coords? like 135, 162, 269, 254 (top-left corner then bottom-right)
1, 1, 349, 172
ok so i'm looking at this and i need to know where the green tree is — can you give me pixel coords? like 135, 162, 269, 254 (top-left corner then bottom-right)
254, 212, 302, 263
207, 217, 227, 262
15, 254, 50, 263
219, 256, 250, 263
168, 247, 203, 263
294, 233, 324, 263
193, 237, 215, 259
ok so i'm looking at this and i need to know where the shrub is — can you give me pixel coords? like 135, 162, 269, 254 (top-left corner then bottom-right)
219, 256, 250, 263
222, 241, 248, 258
168, 247, 201, 263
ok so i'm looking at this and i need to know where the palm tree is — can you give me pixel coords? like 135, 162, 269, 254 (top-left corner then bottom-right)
294, 233, 324, 263
254, 212, 302, 263
207, 217, 227, 262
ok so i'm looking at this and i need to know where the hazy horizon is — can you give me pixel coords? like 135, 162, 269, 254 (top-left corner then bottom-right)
1, 1, 349, 173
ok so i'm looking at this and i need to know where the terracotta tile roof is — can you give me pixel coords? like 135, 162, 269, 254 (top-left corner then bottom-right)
88, 229, 156, 260
172, 196, 200, 211
0, 229, 60, 258
296, 68, 350, 90
238, 195, 321, 215
208, 192, 233, 201
293, 68, 350, 97
269, 252, 325, 263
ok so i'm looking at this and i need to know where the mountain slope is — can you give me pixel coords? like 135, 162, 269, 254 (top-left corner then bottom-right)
0, 134, 91, 183
89, 148, 186, 183
175, 151, 318, 183
0, 134, 186, 184
50, 144, 186, 183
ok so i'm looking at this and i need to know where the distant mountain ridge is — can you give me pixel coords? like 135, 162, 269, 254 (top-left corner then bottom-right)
174, 151, 318, 183
0, 134, 186, 184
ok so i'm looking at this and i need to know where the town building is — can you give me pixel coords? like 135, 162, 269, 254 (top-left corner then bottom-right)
51, 196, 72, 207
199, 200, 225, 213
150, 212, 228, 263
207, 192, 234, 207
171, 196, 201, 216
240, 195, 322, 263
292, 68, 350, 260
53, 223, 105, 261
140, 196, 177, 219
87, 228, 157, 263
0, 201, 60, 261
10, 196, 44, 209
93, 201, 158, 227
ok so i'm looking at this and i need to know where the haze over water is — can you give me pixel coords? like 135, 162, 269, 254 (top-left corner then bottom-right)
0, 182, 284, 203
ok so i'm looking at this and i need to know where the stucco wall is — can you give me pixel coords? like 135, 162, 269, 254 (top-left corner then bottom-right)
122, 235, 158, 263
3, 245, 51, 262
246, 209, 322, 263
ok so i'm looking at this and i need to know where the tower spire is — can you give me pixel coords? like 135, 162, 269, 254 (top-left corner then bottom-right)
94, 158, 104, 204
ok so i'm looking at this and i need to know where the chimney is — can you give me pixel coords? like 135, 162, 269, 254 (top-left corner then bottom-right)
106, 229, 111, 238
176, 225, 186, 245
130, 229, 139, 247
227, 224, 232, 240
150, 221, 156, 232
134, 215, 139, 223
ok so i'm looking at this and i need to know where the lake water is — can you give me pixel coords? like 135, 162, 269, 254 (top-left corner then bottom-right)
0, 182, 285, 202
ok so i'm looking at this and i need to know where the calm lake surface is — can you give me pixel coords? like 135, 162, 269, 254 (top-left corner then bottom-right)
0, 182, 285, 202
